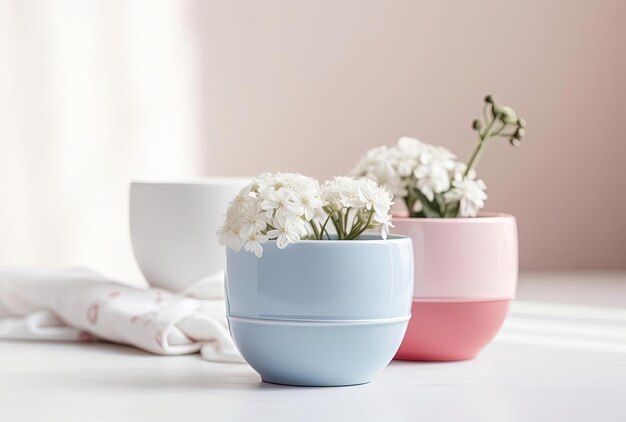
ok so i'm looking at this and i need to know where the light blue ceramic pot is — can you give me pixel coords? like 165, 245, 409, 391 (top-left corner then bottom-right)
225, 234, 414, 387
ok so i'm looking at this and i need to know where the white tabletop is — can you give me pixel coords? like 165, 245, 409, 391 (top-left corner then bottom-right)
1, 272, 625, 422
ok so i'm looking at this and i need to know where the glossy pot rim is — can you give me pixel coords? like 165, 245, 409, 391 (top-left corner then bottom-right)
227, 234, 410, 253
392, 211, 515, 223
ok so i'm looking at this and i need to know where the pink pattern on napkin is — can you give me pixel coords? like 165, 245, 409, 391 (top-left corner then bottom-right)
86, 303, 99, 324
78, 331, 95, 342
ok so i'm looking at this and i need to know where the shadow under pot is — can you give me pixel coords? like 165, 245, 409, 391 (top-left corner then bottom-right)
225, 235, 414, 387
392, 213, 518, 361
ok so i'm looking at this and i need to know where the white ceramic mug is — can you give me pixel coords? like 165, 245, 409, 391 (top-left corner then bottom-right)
129, 177, 250, 293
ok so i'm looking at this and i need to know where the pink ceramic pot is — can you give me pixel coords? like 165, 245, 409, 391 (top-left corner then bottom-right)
392, 212, 518, 361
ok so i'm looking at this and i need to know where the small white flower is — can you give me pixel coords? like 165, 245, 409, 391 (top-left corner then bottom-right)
217, 205, 245, 251
261, 187, 298, 217
397, 136, 422, 149
352, 133, 493, 218
240, 204, 268, 237
444, 176, 487, 217
321, 177, 393, 240
292, 188, 323, 221
414, 164, 451, 201
229, 186, 257, 214
351, 137, 458, 206
358, 181, 393, 220
217, 221, 243, 251
376, 213, 394, 240
351, 146, 406, 197
254, 172, 278, 191
220, 172, 394, 255
267, 214, 302, 249
411, 144, 457, 201
328, 177, 365, 209
243, 232, 268, 258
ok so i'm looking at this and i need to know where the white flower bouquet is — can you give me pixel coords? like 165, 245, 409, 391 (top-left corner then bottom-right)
351, 95, 526, 218
217, 172, 393, 256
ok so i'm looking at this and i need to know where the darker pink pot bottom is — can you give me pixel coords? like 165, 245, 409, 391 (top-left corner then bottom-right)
394, 299, 511, 361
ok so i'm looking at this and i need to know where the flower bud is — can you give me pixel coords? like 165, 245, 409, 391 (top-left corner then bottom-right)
518, 118, 527, 128
498, 105, 518, 124
472, 119, 482, 130
515, 128, 526, 139
509, 137, 521, 147
484, 95, 494, 104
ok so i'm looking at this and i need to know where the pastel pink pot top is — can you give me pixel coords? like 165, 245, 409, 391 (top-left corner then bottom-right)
391, 213, 518, 301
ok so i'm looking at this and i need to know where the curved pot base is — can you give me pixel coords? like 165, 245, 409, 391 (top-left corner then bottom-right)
230, 318, 409, 387
261, 378, 372, 388
394, 299, 510, 361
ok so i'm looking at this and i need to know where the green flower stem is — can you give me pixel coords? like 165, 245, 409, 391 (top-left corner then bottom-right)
493, 131, 516, 138
321, 207, 375, 240
403, 196, 413, 214
319, 212, 333, 240
339, 210, 346, 239
346, 222, 362, 239
346, 209, 374, 240
464, 113, 500, 177
443, 200, 460, 218
490, 121, 506, 137
404, 188, 423, 218
412, 187, 443, 218
346, 213, 366, 239
482, 103, 489, 125
310, 220, 320, 240
332, 211, 344, 240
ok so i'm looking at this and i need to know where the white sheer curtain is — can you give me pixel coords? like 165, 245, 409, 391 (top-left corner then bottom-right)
0, 0, 204, 283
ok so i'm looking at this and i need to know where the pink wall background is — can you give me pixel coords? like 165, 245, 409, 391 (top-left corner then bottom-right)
193, 0, 626, 271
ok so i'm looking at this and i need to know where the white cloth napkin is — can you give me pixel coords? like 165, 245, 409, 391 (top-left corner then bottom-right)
0, 267, 242, 363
